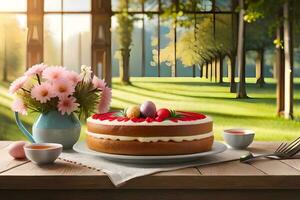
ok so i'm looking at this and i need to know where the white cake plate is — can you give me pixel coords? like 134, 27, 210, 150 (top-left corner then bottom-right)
73, 141, 227, 164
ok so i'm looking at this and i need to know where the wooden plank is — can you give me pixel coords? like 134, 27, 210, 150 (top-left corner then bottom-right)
1, 189, 300, 200
0, 146, 29, 174
1, 158, 115, 189
1, 175, 300, 190
247, 142, 300, 175
154, 167, 200, 176
250, 160, 300, 175
0, 141, 12, 149
281, 159, 300, 171
2, 159, 106, 176
247, 142, 280, 154
198, 160, 265, 175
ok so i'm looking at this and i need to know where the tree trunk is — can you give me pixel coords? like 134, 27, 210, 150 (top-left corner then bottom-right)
192, 64, 196, 77
205, 62, 209, 78
236, 0, 248, 98
276, 11, 285, 117
217, 54, 224, 83
229, 54, 237, 93
211, 59, 215, 82
202, 63, 207, 78
213, 59, 217, 82
283, 1, 294, 119
208, 60, 212, 81
198, 64, 203, 78
120, 49, 131, 84
256, 48, 265, 87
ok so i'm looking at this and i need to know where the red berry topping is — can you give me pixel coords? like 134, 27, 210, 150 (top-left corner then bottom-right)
156, 108, 170, 120
146, 117, 154, 123
155, 116, 163, 122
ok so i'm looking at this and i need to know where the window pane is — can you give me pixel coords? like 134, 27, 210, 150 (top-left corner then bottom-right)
145, 0, 158, 11
112, 0, 121, 12
159, 18, 174, 77
111, 16, 118, 76
129, 14, 143, 76
197, 0, 212, 11
177, 15, 194, 76
0, 0, 26, 12
63, 0, 91, 11
180, 0, 195, 11
0, 14, 27, 81
44, 14, 91, 71
161, 0, 173, 10
44, 0, 62, 12
215, 0, 232, 11
63, 15, 91, 71
128, 0, 142, 12
44, 15, 62, 65
145, 15, 158, 76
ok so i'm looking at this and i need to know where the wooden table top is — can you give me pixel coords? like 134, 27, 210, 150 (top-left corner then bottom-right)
0, 141, 300, 190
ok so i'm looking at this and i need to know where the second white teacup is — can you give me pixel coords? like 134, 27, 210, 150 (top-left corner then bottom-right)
223, 128, 255, 149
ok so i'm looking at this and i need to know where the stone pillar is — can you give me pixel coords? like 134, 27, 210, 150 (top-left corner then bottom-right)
92, 0, 112, 86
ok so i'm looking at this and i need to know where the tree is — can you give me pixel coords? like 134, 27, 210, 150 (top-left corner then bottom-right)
236, 0, 248, 98
115, 0, 134, 85
245, 16, 274, 87
283, 0, 293, 119
245, 0, 297, 119
0, 15, 25, 82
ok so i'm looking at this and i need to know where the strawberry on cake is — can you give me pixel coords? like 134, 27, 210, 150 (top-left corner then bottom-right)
86, 101, 214, 155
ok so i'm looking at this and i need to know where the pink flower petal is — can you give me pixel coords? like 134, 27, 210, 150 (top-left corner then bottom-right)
9, 76, 28, 94
97, 87, 112, 114
31, 82, 54, 103
57, 96, 79, 115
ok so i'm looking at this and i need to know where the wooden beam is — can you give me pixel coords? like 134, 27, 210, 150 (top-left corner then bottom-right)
26, 0, 44, 68
91, 0, 112, 87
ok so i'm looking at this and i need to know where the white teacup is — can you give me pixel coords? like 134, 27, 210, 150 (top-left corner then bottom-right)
223, 128, 255, 149
24, 143, 62, 165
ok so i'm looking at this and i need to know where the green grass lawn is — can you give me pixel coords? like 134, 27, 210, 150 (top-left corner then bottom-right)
0, 77, 299, 141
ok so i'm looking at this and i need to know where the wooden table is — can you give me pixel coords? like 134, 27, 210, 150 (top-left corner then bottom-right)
0, 141, 299, 200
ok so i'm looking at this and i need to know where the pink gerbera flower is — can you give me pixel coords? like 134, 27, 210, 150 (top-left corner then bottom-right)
57, 96, 79, 115
12, 98, 27, 115
67, 71, 82, 86
53, 80, 75, 98
24, 63, 47, 77
42, 66, 66, 82
31, 82, 54, 103
92, 75, 106, 90
8, 76, 28, 94
97, 87, 112, 114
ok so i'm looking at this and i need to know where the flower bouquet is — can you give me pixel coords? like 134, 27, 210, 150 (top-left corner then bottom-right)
9, 63, 111, 148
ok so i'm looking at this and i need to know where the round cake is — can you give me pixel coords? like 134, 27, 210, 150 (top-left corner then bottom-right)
86, 110, 214, 156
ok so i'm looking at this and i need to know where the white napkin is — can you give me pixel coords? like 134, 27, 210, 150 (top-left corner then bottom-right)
59, 147, 247, 187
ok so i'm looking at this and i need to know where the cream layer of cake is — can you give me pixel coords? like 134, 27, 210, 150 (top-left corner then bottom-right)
86, 131, 213, 142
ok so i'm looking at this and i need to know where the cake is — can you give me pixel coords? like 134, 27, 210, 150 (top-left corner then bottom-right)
86, 101, 214, 156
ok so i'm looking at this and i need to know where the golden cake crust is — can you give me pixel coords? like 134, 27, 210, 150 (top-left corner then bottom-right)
87, 135, 214, 156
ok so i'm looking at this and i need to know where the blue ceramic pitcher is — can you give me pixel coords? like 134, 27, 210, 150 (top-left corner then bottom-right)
15, 110, 81, 149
